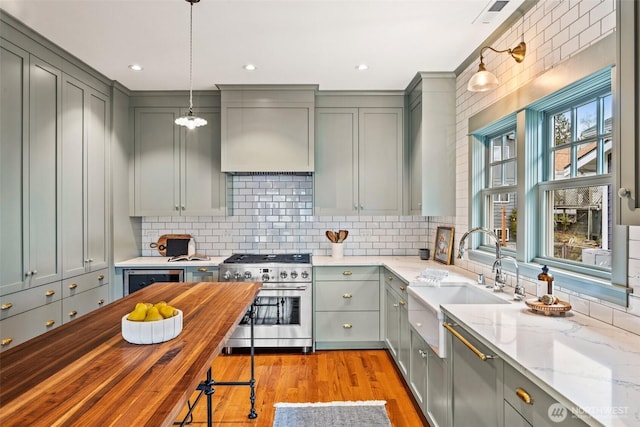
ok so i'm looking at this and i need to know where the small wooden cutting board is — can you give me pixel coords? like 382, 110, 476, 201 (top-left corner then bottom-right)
149, 234, 192, 256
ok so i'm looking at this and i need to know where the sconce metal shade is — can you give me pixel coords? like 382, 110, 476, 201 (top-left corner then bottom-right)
467, 41, 526, 92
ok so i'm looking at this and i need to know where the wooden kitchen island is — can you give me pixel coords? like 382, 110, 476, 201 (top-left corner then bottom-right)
0, 281, 262, 427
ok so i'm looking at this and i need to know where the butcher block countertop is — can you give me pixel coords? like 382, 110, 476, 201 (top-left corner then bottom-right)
0, 281, 262, 427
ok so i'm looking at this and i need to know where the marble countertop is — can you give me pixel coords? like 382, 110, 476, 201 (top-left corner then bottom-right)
114, 256, 227, 268
114, 255, 640, 425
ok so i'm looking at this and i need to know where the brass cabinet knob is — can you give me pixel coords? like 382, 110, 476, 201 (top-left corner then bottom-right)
387, 276, 393, 281
343, 324, 353, 329
342, 293, 353, 299
198, 267, 208, 272
516, 388, 533, 405
97, 274, 105, 281
1, 303, 13, 310
98, 299, 105, 305
399, 300, 406, 306
45, 320, 55, 327
342, 271, 352, 276
68, 283, 78, 290
45, 290, 55, 297
399, 286, 406, 291
68, 310, 78, 317
1, 338, 13, 346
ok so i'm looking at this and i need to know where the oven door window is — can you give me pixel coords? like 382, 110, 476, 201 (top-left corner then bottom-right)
240, 295, 301, 326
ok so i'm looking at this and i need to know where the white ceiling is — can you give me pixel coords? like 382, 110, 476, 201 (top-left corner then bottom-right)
0, 0, 525, 91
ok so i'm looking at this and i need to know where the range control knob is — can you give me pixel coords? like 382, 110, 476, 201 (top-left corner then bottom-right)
280, 271, 288, 279
290, 271, 298, 279
223, 271, 232, 280
244, 271, 253, 279
300, 270, 309, 279
261, 273, 270, 282
234, 272, 242, 280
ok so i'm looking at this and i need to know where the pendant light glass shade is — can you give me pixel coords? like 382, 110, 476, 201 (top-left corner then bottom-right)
467, 62, 499, 92
175, 0, 207, 129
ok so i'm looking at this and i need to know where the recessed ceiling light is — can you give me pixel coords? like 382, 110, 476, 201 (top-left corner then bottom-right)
356, 64, 369, 71
128, 64, 143, 71
243, 64, 257, 71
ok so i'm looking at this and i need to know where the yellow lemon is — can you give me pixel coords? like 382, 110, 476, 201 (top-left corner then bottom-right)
127, 305, 147, 321
159, 305, 177, 319
144, 306, 164, 322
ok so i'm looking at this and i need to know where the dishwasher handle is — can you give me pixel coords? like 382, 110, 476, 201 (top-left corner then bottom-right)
443, 322, 495, 362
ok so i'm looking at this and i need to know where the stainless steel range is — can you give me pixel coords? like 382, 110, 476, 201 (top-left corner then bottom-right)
219, 253, 312, 352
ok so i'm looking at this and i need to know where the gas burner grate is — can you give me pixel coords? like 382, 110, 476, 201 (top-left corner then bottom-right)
223, 253, 311, 264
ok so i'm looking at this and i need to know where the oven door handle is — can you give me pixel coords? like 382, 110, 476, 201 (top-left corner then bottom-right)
259, 284, 308, 291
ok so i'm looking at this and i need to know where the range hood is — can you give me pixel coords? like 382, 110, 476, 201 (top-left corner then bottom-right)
219, 85, 317, 173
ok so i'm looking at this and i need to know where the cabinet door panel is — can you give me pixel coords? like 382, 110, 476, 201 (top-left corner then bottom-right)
315, 311, 379, 342
134, 108, 180, 216
0, 300, 62, 352
86, 92, 109, 270
358, 108, 403, 215
314, 108, 358, 214
409, 100, 422, 214
182, 109, 226, 215
315, 280, 379, 311
29, 58, 61, 286
0, 43, 28, 292
62, 76, 87, 278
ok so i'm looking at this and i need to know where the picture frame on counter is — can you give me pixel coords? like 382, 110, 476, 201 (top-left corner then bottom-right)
434, 226, 454, 265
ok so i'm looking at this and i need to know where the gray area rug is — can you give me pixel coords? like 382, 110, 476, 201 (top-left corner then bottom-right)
273, 400, 392, 427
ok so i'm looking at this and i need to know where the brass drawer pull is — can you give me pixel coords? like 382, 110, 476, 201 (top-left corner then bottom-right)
399, 300, 406, 306
69, 310, 78, 317
68, 283, 78, 290
198, 267, 208, 272
342, 271, 352, 276
45, 290, 55, 297
45, 320, 55, 327
387, 276, 393, 281
443, 322, 494, 361
97, 274, 105, 281
399, 286, 406, 291
343, 324, 353, 329
1, 303, 13, 310
2, 338, 13, 346
516, 388, 533, 405
98, 299, 105, 305
342, 293, 353, 299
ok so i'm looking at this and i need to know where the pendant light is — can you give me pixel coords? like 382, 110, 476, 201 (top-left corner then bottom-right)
175, 0, 207, 129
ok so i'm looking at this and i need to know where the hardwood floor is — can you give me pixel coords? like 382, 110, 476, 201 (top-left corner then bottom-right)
178, 349, 428, 426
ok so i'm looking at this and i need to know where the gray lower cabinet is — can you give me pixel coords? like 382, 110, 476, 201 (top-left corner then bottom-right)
383, 269, 410, 377
62, 73, 110, 278
61, 270, 109, 324
446, 319, 503, 427
314, 107, 403, 215
0, 300, 63, 350
132, 106, 226, 217
314, 266, 382, 349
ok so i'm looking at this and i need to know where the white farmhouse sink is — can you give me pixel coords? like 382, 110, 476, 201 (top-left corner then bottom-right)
407, 283, 509, 358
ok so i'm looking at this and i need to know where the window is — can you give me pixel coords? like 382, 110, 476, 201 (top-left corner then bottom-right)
480, 128, 517, 250
541, 92, 612, 270
469, 68, 625, 304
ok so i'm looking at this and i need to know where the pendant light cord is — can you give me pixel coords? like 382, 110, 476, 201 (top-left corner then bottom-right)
188, 0, 194, 112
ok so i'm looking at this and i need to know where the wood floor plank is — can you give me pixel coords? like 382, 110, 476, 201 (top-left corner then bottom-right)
177, 349, 428, 426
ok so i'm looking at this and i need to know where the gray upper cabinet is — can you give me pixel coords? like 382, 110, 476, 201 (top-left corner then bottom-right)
62, 74, 110, 278
219, 85, 316, 173
615, 0, 640, 225
132, 106, 225, 216
406, 73, 456, 217
315, 104, 403, 216
1, 45, 62, 294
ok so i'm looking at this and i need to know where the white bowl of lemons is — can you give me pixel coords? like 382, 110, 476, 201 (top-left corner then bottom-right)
121, 302, 183, 344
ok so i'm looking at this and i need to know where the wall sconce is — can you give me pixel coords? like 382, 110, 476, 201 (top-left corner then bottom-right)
467, 41, 526, 92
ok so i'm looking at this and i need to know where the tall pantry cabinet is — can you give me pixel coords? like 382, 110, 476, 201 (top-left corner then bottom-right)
0, 14, 112, 350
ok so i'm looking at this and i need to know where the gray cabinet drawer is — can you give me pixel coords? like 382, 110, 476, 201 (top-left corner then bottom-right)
0, 301, 62, 351
315, 266, 379, 281
315, 280, 379, 311
503, 363, 588, 426
62, 286, 109, 324
383, 269, 408, 297
0, 282, 63, 320
62, 269, 109, 298
315, 311, 380, 342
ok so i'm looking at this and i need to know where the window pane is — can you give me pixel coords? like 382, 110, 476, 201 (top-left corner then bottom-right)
550, 185, 611, 267
504, 159, 516, 185
491, 137, 503, 161
490, 164, 502, 186
552, 146, 571, 180
505, 132, 516, 159
602, 95, 612, 133
576, 100, 598, 140
553, 111, 571, 146
576, 141, 598, 176
488, 192, 517, 250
